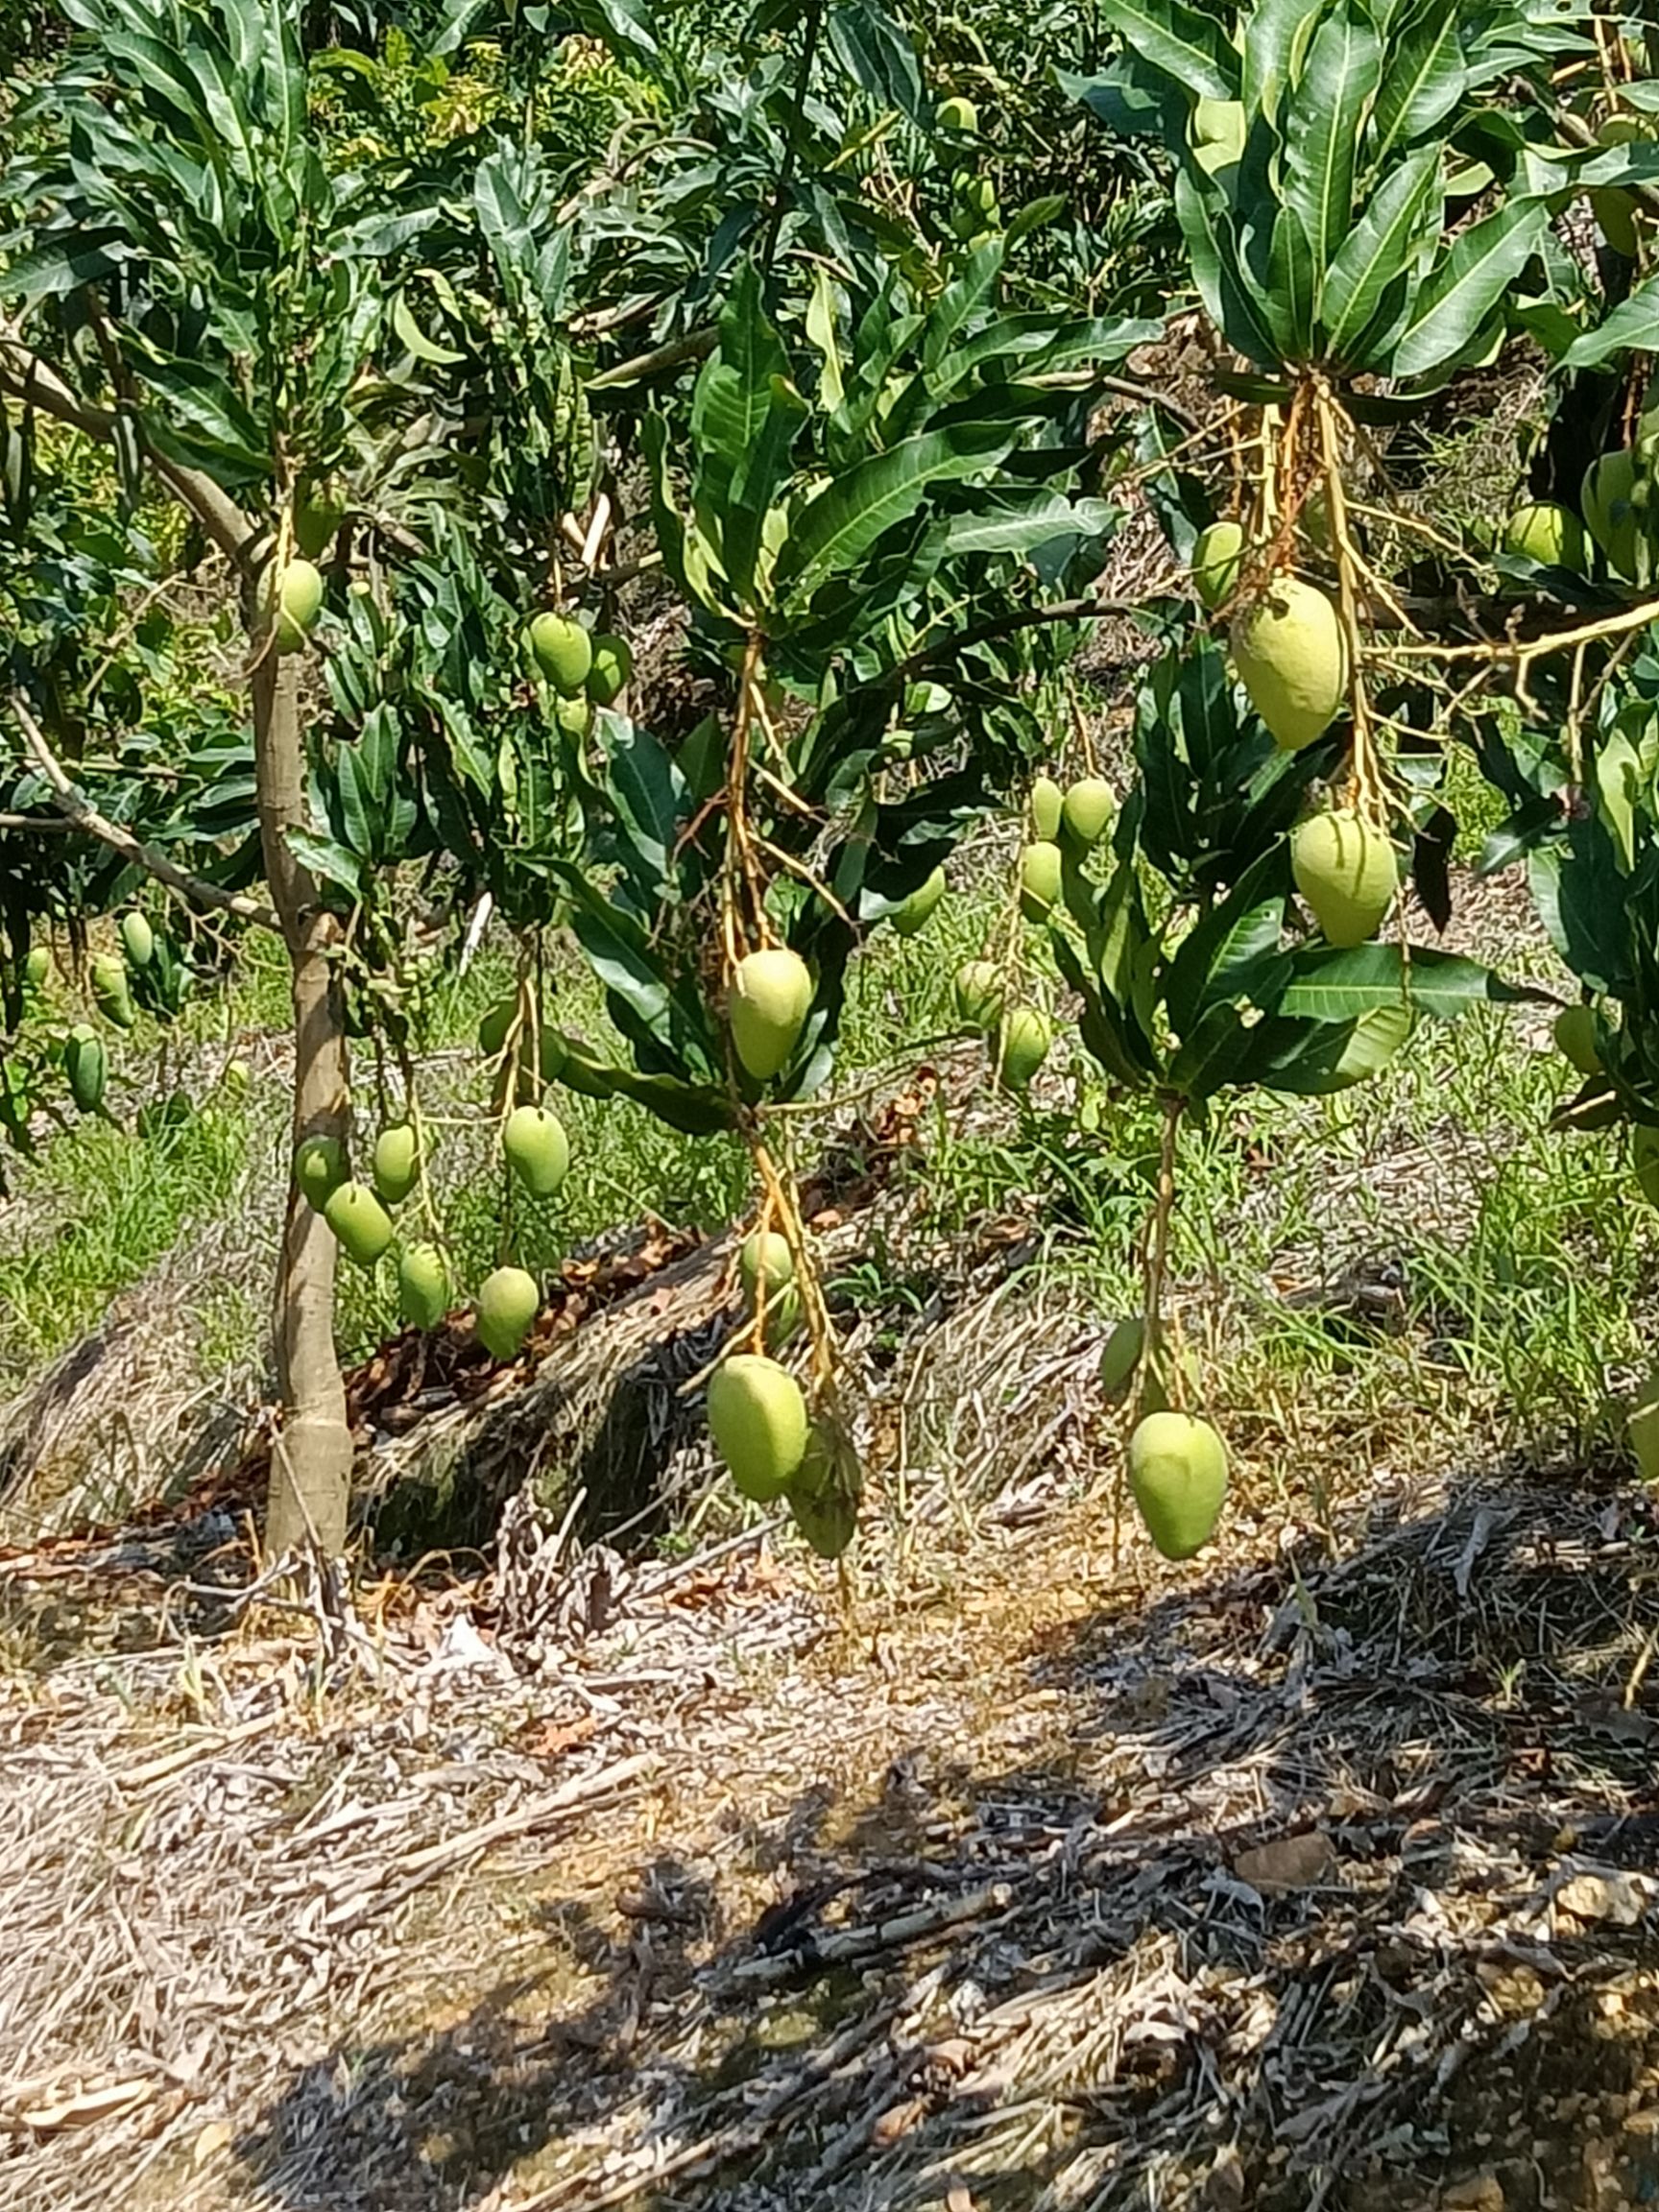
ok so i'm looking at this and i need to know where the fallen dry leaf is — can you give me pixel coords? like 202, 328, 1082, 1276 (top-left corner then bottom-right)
1233, 1832, 1337, 1895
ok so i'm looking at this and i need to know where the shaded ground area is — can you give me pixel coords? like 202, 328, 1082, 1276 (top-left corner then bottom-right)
6, 1455, 1659, 2212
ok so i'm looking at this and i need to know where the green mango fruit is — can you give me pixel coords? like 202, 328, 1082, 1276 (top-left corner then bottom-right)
1061, 778, 1115, 851
1582, 450, 1643, 580
397, 1242, 449, 1331
1628, 1369, 1659, 1480
1019, 841, 1063, 922
292, 473, 348, 561
264, 558, 325, 652
63, 1024, 107, 1115
119, 911, 155, 971
1127, 1410, 1228, 1560
729, 948, 813, 1081
1231, 577, 1349, 751
477, 995, 518, 1059
527, 613, 592, 696
23, 944, 50, 990
503, 1103, 570, 1197
586, 633, 633, 707
325, 1181, 395, 1267
937, 93, 977, 132
475, 1265, 540, 1360
1290, 811, 1398, 948
295, 1134, 349, 1211
90, 953, 135, 1029
707, 1353, 808, 1503
1192, 518, 1246, 610
889, 866, 947, 936
1099, 1317, 1145, 1400
372, 1123, 421, 1206
1503, 501, 1587, 572
1554, 1004, 1603, 1077
1635, 1125, 1659, 1209
1029, 776, 1065, 841
740, 1230, 800, 1342
996, 1006, 1050, 1089
953, 959, 1005, 1032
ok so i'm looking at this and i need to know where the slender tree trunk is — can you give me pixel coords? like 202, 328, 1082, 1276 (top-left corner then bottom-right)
252, 647, 354, 1557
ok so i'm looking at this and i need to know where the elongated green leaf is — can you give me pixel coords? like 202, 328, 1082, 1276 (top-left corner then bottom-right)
1563, 282, 1659, 370
1094, 0, 1240, 100
1390, 202, 1546, 380
692, 262, 789, 489
776, 422, 1014, 594
1242, 0, 1326, 127
1267, 204, 1317, 359
1174, 173, 1281, 368
1369, 2, 1467, 162
1319, 145, 1439, 364
1164, 850, 1293, 1035
1275, 942, 1525, 1021
1284, 2, 1382, 280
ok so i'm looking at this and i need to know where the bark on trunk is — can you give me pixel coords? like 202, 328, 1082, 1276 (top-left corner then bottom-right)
252, 646, 354, 1558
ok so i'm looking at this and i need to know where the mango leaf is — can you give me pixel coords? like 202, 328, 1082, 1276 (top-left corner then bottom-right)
1369, 1, 1467, 163
1274, 942, 1528, 1021
1266, 204, 1317, 359
1093, 0, 1241, 101
1168, 999, 1259, 1098
828, 0, 922, 116
1163, 849, 1293, 1035
1319, 146, 1439, 366
1174, 172, 1281, 368
1242, 0, 1326, 126
1283, 2, 1381, 281
1562, 282, 1659, 371
1243, 1000, 1413, 1093
1390, 202, 1546, 380
775, 421, 1014, 595
1596, 730, 1643, 873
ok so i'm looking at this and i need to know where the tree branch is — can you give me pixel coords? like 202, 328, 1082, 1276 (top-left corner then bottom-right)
0, 337, 257, 565
9, 692, 279, 931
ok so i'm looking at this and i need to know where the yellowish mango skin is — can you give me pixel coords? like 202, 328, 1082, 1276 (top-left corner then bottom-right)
1231, 578, 1349, 752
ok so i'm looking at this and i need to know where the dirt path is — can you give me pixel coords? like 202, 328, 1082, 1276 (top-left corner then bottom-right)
5, 1449, 1659, 2212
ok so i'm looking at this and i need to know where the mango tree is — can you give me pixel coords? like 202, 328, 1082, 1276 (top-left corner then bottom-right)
0, 0, 605, 1553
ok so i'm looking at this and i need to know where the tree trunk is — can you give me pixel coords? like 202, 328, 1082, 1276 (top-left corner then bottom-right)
252, 646, 354, 1557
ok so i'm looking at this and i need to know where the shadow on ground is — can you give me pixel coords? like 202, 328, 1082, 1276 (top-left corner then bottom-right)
231, 1470, 1659, 2212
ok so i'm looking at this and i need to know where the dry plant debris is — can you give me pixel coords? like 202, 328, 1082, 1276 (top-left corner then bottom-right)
5, 1452, 1659, 2212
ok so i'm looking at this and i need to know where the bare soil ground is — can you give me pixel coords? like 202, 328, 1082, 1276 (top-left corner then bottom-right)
6, 1425, 1659, 2212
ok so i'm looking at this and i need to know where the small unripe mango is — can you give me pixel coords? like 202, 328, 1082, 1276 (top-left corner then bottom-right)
937, 94, 978, 132
953, 959, 1004, 1032
1290, 811, 1397, 948
372, 1123, 420, 1206
890, 866, 947, 936
475, 1265, 540, 1360
1503, 501, 1587, 572
585, 633, 633, 706
90, 953, 135, 1028
1192, 518, 1246, 610
293, 473, 348, 561
63, 1024, 107, 1114
397, 1242, 449, 1331
707, 1353, 809, 1502
996, 1006, 1050, 1089
1582, 450, 1643, 581
1019, 841, 1063, 922
1231, 577, 1348, 751
296, 1134, 348, 1211
730, 948, 813, 1081
527, 613, 592, 696
268, 558, 325, 652
23, 944, 50, 989
1061, 778, 1115, 850
740, 1230, 795, 1300
119, 911, 155, 971
325, 1181, 395, 1267
1029, 777, 1065, 841
1636, 1125, 1659, 1209
1128, 1410, 1228, 1560
503, 1103, 570, 1197
1553, 1004, 1603, 1077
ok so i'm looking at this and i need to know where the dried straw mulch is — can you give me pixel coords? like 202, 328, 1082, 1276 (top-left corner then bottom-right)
6, 1443, 1659, 2212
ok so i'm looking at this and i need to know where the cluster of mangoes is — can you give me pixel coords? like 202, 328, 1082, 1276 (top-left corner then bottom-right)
525, 612, 634, 740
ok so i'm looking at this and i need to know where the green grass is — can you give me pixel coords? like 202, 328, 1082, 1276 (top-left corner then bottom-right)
6, 830, 1654, 1507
